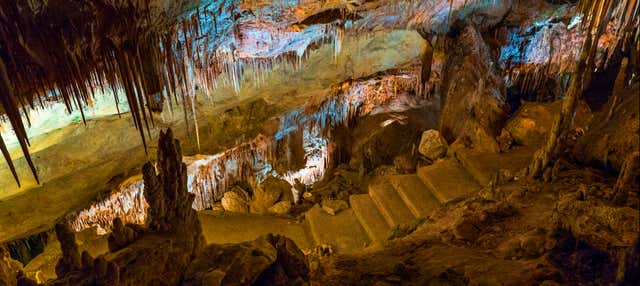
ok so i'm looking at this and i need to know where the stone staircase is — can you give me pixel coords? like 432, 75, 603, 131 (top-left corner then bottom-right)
304, 146, 533, 253
196, 147, 534, 254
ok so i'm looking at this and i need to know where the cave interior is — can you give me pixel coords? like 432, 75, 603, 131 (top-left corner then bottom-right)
0, 0, 639, 285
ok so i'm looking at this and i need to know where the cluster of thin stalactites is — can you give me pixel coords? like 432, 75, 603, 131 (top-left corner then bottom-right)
0, 0, 637, 187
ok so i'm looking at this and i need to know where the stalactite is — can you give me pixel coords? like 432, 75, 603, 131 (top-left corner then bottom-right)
67, 70, 420, 232
0, 133, 19, 187
0, 58, 39, 185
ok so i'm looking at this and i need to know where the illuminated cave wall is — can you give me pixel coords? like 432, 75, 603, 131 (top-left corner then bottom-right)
68, 70, 425, 233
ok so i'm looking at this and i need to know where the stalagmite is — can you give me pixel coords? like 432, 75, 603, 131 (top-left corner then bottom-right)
528, 0, 639, 178
528, 35, 593, 179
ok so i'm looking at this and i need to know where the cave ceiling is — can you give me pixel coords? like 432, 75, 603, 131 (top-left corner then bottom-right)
0, 0, 638, 186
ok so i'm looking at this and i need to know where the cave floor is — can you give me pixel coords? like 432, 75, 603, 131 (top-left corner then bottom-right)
0, 30, 425, 244
198, 211, 314, 250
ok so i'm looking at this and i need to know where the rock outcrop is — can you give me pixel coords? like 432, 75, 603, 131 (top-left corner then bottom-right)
39, 129, 310, 285
439, 25, 508, 153
249, 177, 293, 215
1, 246, 23, 286
46, 129, 206, 285
107, 218, 144, 252
574, 82, 639, 172
221, 191, 250, 213
504, 101, 560, 147
183, 234, 309, 286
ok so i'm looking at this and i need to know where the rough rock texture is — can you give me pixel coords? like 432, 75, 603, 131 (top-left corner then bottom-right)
274, 128, 307, 175
46, 129, 206, 285
221, 191, 249, 213
1, 246, 23, 286
552, 192, 639, 253
548, 229, 618, 285
439, 25, 508, 153
418, 129, 448, 160
504, 101, 560, 147
268, 201, 292, 215
349, 113, 431, 173
250, 177, 293, 214
250, 186, 283, 215
449, 200, 518, 243
262, 177, 294, 203
574, 82, 640, 172
183, 234, 309, 286
107, 218, 145, 252
143, 129, 204, 240
53, 223, 82, 278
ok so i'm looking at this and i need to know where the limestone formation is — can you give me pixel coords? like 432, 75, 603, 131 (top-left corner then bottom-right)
183, 234, 309, 286
552, 192, 639, 252
262, 177, 295, 203
574, 82, 639, 173
47, 129, 206, 285
1, 246, 23, 286
250, 177, 293, 214
53, 223, 82, 277
268, 201, 293, 215
221, 191, 249, 213
504, 102, 560, 147
439, 25, 507, 153
107, 218, 145, 252
418, 130, 448, 161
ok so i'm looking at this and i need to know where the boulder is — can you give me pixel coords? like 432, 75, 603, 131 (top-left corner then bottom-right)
504, 101, 560, 147
183, 234, 308, 286
107, 218, 145, 252
496, 129, 513, 152
439, 25, 508, 153
268, 201, 292, 215
348, 113, 429, 173
185, 237, 277, 286
418, 130, 448, 160
250, 186, 282, 215
321, 199, 349, 215
257, 234, 310, 285
262, 177, 294, 203
221, 191, 249, 213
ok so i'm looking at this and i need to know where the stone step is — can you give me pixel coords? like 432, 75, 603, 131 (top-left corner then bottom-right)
305, 204, 370, 253
368, 181, 416, 228
349, 194, 392, 242
457, 146, 534, 186
417, 158, 480, 204
389, 175, 441, 218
